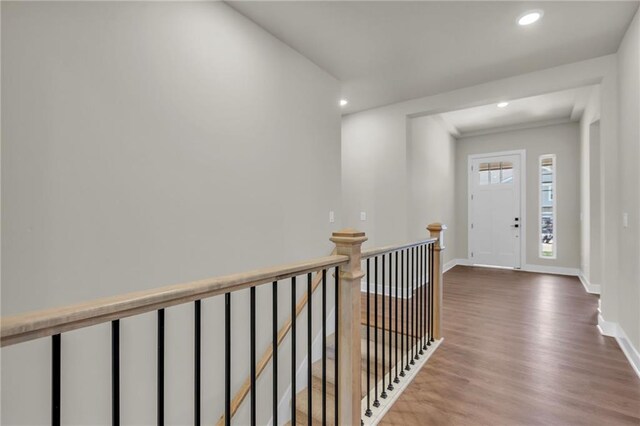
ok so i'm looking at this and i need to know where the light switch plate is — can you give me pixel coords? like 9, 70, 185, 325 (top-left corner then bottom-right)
623, 212, 629, 228
329, 211, 335, 223
360, 211, 367, 221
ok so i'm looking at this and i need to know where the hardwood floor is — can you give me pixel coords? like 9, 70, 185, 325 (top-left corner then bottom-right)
380, 266, 640, 426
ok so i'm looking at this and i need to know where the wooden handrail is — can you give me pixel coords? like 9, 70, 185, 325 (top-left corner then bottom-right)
361, 237, 437, 260
0, 254, 349, 347
215, 250, 336, 426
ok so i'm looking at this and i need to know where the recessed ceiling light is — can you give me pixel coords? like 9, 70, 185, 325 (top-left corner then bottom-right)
497, 102, 509, 108
339, 99, 348, 107
518, 10, 543, 26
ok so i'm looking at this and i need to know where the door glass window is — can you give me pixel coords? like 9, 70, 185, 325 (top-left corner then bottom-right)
479, 161, 513, 185
540, 155, 556, 258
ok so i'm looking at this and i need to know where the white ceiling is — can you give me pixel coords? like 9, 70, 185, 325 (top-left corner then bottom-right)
228, 1, 639, 114
435, 85, 595, 137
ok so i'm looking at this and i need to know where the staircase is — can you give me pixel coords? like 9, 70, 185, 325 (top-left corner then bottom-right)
287, 325, 368, 425
290, 325, 386, 425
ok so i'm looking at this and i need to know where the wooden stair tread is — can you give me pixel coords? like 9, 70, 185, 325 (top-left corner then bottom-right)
290, 320, 430, 424
292, 386, 337, 426
296, 330, 398, 424
309, 355, 397, 399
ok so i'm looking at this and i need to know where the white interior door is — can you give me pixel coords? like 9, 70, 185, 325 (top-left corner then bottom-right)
469, 153, 522, 268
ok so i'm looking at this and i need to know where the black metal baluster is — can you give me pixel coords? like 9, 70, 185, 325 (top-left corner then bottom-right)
373, 257, 380, 408
112, 321, 120, 426
365, 259, 372, 416
272, 282, 278, 425
416, 246, 420, 357
158, 309, 165, 426
427, 245, 432, 346
307, 273, 313, 426
322, 269, 327, 426
194, 302, 201, 426
422, 244, 429, 351
387, 253, 394, 392
52, 334, 61, 426
419, 246, 422, 354
251, 287, 257, 426
410, 247, 414, 362
415, 246, 419, 358
292, 277, 297, 426
394, 251, 400, 384
381, 254, 387, 399
430, 243, 435, 343
416, 245, 424, 355
413, 246, 420, 360
405, 249, 411, 372
400, 250, 406, 377
225, 293, 231, 426
334, 266, 339, 424
418, 245, 426, 355
416, 247, 420, 361
421, 245, 425, 351
412, 247, 417, 363
422, 244, 429, 350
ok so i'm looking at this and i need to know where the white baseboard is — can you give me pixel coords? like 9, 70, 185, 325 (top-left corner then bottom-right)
521, 264, 580, 276
455, 258, 472, 266
452, 261, 601, 296
616, 328, 640, 379
578, 272, 601, 294
451, 259, 580, 277
598, 314, 640, 379
597, 314, 617, 336
443, 259, 457, 273
442, 258, 471, 273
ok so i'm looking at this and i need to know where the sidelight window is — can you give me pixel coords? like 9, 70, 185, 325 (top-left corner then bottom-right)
540, 155, 556, 259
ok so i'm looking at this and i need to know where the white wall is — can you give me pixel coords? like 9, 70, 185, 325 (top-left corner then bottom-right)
588, 120, 602, 286
615, 8, 640, 353
407, 116, 456, 263
341, 110, 408, 249
1, 2, 341, 424
341, 113, 456, 260
578, 85, 603, 289
455, 122, 581, 269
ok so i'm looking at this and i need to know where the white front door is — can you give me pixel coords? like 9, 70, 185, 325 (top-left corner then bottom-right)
469, 153, 522, 268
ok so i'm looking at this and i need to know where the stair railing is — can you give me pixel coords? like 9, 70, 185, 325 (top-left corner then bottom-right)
1, 224, 445, 426
359, 223, 445, 424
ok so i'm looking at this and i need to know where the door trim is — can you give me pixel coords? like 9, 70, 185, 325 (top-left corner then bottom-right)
467, 149, 526, 269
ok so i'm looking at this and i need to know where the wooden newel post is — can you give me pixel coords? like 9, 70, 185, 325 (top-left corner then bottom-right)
427, 223, 446, 340
330, 228, 367, 426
